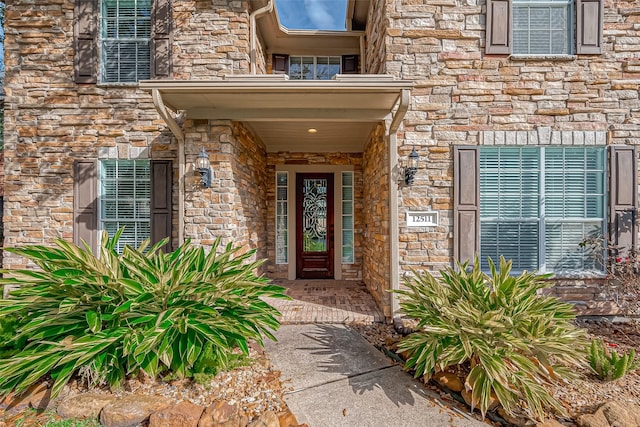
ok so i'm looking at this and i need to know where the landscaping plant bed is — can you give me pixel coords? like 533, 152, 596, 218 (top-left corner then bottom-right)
350, 318, 640, 426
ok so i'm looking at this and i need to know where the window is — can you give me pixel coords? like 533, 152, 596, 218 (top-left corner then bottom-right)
342, 172, 354, 264
289, 56, 341, 80
100, 0, 151, 83
513, 0, 572, 55
275, 172, 288, 264
485, 0, 603, 55
479, 147, 606, 274
99, 160, 151, 252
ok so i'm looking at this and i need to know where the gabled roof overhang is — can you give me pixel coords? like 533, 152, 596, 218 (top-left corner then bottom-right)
140, 74, 413, 152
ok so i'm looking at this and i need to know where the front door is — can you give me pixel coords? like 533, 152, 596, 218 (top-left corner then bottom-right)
296, 173, 334, 279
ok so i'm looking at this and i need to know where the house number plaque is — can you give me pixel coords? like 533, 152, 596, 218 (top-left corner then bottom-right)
406, 211, 438, 227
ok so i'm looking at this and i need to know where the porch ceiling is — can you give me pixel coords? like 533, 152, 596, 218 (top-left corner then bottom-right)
139, 75, 413, 153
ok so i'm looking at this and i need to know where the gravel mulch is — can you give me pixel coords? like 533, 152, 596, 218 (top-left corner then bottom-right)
349, 318, 640, 426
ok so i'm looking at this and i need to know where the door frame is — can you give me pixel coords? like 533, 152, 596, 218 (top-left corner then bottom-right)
296, 172, 335, 279
276, 165, 353, 280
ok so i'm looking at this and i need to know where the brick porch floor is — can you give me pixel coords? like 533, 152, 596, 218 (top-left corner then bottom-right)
263, 280, 385, 324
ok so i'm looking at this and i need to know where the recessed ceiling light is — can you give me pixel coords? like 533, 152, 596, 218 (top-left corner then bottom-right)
307, 128, 318, 134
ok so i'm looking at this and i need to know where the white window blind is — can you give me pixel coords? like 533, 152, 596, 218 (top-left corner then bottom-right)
101, 0, 151, 83
480, 147, 605, 274
342, 172, 354, 264
513, 0, 572, 55
289, 56, 341, 80
275, 172, 288, 264
99, 160, 151, 252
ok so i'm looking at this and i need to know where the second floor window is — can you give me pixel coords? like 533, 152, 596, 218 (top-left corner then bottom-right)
513, 0, 572, 55
485, 0, 602, 55
289, 56, 341, 80
101, 0, 152, 83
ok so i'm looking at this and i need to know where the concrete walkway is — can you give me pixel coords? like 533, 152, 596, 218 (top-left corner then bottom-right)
264, 324, 488, 427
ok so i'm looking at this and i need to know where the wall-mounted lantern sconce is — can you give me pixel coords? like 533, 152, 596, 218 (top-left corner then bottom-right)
195, 147, 212, 188
404, 147, 420, 186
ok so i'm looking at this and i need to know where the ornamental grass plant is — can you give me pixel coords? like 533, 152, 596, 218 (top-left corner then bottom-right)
0, 230, 288, 398
394, 256, 588, 421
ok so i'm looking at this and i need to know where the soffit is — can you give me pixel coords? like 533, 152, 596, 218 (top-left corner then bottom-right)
139, 75, 413, 152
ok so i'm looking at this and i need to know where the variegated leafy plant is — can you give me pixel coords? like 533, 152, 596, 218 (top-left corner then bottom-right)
394, 256, 587, 420
0, 229, 288, 397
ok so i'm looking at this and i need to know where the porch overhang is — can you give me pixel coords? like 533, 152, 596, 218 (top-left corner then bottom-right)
139, 74, 413, 152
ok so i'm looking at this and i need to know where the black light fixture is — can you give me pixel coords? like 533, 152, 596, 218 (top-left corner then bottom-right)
404, 147, 419, 186
195, 147, 212, 188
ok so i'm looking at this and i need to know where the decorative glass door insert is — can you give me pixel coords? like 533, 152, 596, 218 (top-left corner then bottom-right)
296, 173, 334, 279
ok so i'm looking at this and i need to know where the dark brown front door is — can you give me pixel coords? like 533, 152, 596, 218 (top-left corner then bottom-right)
296, 173, 334, 279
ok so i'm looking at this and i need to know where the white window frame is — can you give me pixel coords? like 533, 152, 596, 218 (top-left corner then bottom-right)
341, 172, 355, 264
479, 146, 606, 275
512, 0, 574, 55
98, 160, 151, 252
99, 0, 152, 83
288, 56, 342, 80
275, 172, 289, 264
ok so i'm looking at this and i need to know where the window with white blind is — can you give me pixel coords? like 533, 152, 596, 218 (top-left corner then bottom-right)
289, 56, 341, 80
100, 0, 151, 83
99, 160, 151, 252
513, 0, 572, 55
479, 147, 606, 274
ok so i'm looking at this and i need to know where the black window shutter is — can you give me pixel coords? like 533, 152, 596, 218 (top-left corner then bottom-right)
150, 160, 173, 252
73, 159, 98, 253
576, 0, 603, 54
341, 55, 359, 74
152, 0, 172, 78
272, 54, 289, 74
453, 146, 480, 264
609, 146, 637, 259
485, 0, 512, 54
74, 0, 98, 83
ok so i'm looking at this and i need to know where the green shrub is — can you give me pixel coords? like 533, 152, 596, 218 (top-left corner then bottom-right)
0, 313, 26, 359
394, 256, 587, 420
588, 338, 640, 381
0, 230, 288, 397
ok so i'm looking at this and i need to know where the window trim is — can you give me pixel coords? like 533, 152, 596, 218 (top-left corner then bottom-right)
485, 0, 603, 55
288, 56, 342, 80
512, 0, 574, 56
98, 159, 152, 252
479, 146, 607, 275
98, 0, 152, 84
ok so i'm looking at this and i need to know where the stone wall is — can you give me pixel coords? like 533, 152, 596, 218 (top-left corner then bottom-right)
173, 1, 252, 79
265, 152, 364, 280
365, 0, 389, 74
2, 1, 256, 270
182, 120, 268, 263
373, 0, 640, 314
362, 125, 391, 317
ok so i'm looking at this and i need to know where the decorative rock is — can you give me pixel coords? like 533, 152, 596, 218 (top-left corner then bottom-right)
431, 372, 463, 392
26, 383, 53, 410
577, 401, 640, 427
57, 393, 117, 419
277, 408, 299, 427
536, 420, 566, 427
148, 401, 204, 427
496, 408, 536, 427
198, 400, 248, 427
100, 394, 174, 427
247, 410, 279, 427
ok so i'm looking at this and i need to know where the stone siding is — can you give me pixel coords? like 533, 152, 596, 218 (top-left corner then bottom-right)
362, 125, 391, 317
265, 152, 364, 280
372, 0, 640, 314
2, 1, 255, 269
183, 120, 268, 263
365, 0, 389, 74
